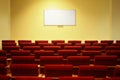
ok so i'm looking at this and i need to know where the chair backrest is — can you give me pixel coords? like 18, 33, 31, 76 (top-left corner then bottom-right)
0, 64, 6, 75
113, 66, 120, 77
78, 65, 107, 78
85, 40, 98, 45
12, 56, 35, 64
43, 46, 61, 52
51, 40, 65, 45
67, 56, 90, 66
10, 64, 38, 76
0, 50, 6, 56
105, 46, 120, 50
57, 50, 78, 58
44, 64, 73, 77
101, 40, 114, 45
40, 56, 64, 66
59, 76, 94, 80
68, 40, 81, 45
15, 76, 52, 80
35, 40, 48, 45
10, 50, 31, 56
82, 50, 102, 58
0, 56, 6, 64
23, 46, 41, 53
94, 55, 117, 66
2, 46, 20, 53
84, 46, 102, 50
34, 50, 54, 58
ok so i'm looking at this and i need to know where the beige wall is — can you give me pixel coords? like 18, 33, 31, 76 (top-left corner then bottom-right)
10, 0, 111, 42
112, 0, 120, 40
0, 0, 10, 48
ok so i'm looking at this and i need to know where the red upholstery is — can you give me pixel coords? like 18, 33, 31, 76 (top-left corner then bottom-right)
56, 43, 72, 49
12, 56, 35, 64
10, 50, 31, 56
94, 55, 117, 66
35, 40, 48, 45
43, 46, 61, 52
19, 43, 35, 49
0, 64, 6, 75
68, 40, 81, 45
85, 40, 98, 45
2, 40, 15, 43
104, 77, 120, 80
101, 40, 114, 45
113, 66, 120, 77
44, 64, 73, 77
40, 56, 64, 66
105, 50, 120, 57
11, 64, 38, 76
58, 50, 78, 58
84, 46, 102, 50
34, 50, 54, 57
0, 75, 10, 80
105, 46, 120, 50
78, 65, 107, 78
2, 46, 20, 52
82, 50, 102, 58
15, 76, 52, 80
67, 56, 90, 66
59, 76, 94, 80
64, 46, 82, 53
0, 50, 6, 56
18, 40, 31, 44
37, 43, 54, 49
116, 40, 120, 43
51, 40, 65, 45
23, 46, 41, 52
2, 43, 16, 46
0, 56, 6, 64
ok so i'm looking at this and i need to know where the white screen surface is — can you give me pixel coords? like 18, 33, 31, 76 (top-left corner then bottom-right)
44, 10, 76, 26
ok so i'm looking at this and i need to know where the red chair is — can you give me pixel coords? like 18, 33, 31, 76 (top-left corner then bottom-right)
44, 64, 73, 77
105, 46, 120, 50
67, 56, 90, 66
0, 50, 6, 56
2, 46, 20, 53
43, 46, 61, 53
15, 76, 52, 80
57, 50, 78, 58
101, 40, 114, 45
0, 75, 10, 80
78, 65, 107, 78
59, 76, 94, 80
93, 43, 109, 51
68, 40, 81, 45
23, 46, 41, 53
0, 56, 6, 64
94, 55, 117, 66
82, 50, 102, 59
85, 40, 98, 45
40, 56, 64, 66
35, 40, 48, 45
113, 66, 120, 77
104, 77, 120, 80
116, 40, 120, 43
51, 40, 65, 45
12, 56, 35, 64
2, 43, 16, 46
105, 50, 120, 58
10, 50, 31, 56
84, 46, 102, 51
19, 43, 35, 49
10, 64, 38, 76
64, 46, 82, 53
75, 43, 91, 50
2, 40, 15, 43
34, 50, 54, 58
0, 64, 6, 75
56, 43, 72, 49
18, 40, 32, 48
37, 43, 54, 49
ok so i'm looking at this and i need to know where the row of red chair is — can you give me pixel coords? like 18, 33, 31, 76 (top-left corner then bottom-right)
0, 55, 119, 66
1, 75, 120, 80
1, 64, 120, 77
